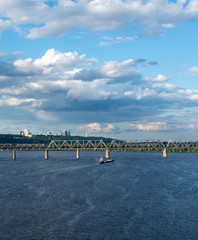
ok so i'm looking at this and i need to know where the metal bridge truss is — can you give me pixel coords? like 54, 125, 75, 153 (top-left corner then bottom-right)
48, 140, 108, 150
1, 139, 198, 151
47, 139, 198, 150
0, 144, 46, 151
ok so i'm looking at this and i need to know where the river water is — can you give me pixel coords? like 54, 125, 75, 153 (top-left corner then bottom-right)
0, 151, 198, 240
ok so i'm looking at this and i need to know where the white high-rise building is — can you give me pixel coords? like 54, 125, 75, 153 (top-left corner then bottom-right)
24, 129, 30, 136
19, 129, 32, 137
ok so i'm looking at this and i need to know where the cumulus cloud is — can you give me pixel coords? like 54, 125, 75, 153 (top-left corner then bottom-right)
158, 87, 198, 101
73, 57, 156, 84
1, 48, 198, 137
68, 80, 112, 100
0, 0, 198, 39
130, 122, 168, 131
0, 0, 50, 24
79, 122, 115, 133
14, 48, 97, 75
124, 88, 156, 100
100, 59, 136, 77
146, 74, 170, 82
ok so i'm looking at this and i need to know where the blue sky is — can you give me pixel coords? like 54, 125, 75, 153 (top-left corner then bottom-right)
1, 0, 198, 140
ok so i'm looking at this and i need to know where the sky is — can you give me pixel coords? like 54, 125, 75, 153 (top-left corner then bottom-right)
1, 0, 198, 140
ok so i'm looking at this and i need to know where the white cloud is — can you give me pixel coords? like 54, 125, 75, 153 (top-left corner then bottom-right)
185, 0, 198, 14
100, 59, 136, 78
0, 76, 8, 80
130, 122, 167, 131
157, 86, 198, 101
124, 88, 156, 100
146, 74, 170, 82
0, 97, 41, 107
177, 89, 198, 100
0, 0, 197, 39
100, 35, 136, 46
65, 79, 111, 100
79, 122, 115, 133
189, 66, 198, 73
0, 86, 27, 96
14, 48, 97, 75
0, 0, 50, 24
2, 48, 198, 137
161, 23, 176, 28
164, 83, 178, 90
0, 19, 12, 34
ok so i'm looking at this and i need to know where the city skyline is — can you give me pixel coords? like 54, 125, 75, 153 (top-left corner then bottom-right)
1, 0, 198, 140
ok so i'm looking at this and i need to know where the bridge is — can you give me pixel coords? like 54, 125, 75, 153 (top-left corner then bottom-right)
0, 139, 198, 160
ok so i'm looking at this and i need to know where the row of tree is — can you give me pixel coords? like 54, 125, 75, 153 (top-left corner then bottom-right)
0, 134, 113, 144
1, 134, 198, 152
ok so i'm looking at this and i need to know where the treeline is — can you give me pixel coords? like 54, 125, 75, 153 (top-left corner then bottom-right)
1, 135, 198, 153
0, 134, 114, 144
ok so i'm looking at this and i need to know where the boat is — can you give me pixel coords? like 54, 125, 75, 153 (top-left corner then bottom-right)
98, 157, 115, 164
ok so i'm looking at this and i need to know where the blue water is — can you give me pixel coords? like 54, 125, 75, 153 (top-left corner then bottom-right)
0, 151, 198, 240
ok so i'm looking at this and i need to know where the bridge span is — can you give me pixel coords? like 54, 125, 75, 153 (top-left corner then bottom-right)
0, 139, 198, 160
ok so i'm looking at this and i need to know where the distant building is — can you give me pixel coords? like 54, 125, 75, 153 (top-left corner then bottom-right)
62, 130, 70, 136
19, 129, 33, 138
24, 129, 30, 136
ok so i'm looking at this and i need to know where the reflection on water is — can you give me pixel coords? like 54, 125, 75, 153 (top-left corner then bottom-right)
0, 151, 198, 240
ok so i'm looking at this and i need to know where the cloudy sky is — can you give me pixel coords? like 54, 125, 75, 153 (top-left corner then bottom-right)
1, 0, 198, 140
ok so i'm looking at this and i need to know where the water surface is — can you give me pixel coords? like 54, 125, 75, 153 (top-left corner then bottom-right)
0, 151, 198, 240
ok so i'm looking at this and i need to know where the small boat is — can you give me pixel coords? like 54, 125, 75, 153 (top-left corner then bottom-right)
98, 157, 114, 164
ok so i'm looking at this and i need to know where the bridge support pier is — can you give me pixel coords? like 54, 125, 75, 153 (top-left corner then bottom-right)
163, 148, 167, 158
105, 148, 110, 159
77, 149, 80, 159
45, 149, 48, 160
13, 149, 16, 160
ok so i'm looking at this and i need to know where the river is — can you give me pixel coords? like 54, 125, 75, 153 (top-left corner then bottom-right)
0, 151, 198, 240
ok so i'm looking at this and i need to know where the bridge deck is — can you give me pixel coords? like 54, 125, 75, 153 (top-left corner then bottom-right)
0, 139, 198, 151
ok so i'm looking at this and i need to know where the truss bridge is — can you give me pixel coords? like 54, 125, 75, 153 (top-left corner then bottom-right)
47, 139, 198, 150
0, 139, 198, 160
